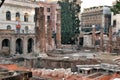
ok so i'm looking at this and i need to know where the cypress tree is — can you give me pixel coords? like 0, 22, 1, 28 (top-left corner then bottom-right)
58, 0, 80, 44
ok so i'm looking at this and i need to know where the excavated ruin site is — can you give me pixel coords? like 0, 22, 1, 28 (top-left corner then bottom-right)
0, 48, 120, 80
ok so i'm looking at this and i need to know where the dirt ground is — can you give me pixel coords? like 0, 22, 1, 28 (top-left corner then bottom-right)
95, 52, 120, 64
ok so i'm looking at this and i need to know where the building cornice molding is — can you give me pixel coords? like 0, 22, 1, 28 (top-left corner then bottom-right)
0, 21, 35, 25
4, 0, 39, 9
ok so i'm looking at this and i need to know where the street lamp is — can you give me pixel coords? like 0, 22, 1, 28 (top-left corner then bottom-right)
0, 0, 5, 8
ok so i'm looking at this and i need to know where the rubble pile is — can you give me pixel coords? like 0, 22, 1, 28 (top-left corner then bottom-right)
31, 68, 82, 80
30, 68, 120, 80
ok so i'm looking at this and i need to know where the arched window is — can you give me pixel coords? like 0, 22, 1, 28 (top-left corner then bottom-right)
6, 11, 11, 20
2, 39, 10, 47
25, 26, 29, 33
7, 25, 11, 30
24, 13, 28, 22
16, 12, 20, 21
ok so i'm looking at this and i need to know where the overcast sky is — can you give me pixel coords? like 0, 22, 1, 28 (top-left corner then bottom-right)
41, 0, 116, 12
81, 0, 116, 11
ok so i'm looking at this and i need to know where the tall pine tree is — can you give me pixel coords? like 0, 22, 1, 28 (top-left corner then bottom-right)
58, 0, 80, 44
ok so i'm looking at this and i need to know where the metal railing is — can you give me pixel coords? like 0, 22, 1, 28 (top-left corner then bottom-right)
15, 30, 35, 34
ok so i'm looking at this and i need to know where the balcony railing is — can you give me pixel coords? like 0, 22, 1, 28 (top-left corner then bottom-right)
0, 29, 15, 34
15, 30, 35, 34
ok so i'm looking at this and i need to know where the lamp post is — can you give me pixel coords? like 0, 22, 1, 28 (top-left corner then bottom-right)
0, 0, 5, 8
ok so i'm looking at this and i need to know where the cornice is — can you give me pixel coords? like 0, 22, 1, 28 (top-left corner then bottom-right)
3, 0, 39, 9
0, 20, 35, 25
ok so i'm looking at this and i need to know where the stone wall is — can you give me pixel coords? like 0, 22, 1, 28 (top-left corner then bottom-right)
24, 57, 99, 69
40, 58, 98, 69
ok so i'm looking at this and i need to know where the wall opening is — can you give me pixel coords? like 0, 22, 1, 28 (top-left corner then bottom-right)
16, 38, 23, 54
28, 38, 34, 53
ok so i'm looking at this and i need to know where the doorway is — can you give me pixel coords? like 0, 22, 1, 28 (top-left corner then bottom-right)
16, 38, 23, 54
28, 38, 34, 53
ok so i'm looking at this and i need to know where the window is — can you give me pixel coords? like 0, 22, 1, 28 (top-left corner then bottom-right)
16, 12, 20, 21
7, 25, 11, 30
47, 8, 50, 12
73, 0, 77, 2
113, 20, 116, 27
47, 16, 50, 22
24, 13, 28, 22
47, 16, 50, 20
25, 26, 29, 33
22, 30, 24, 33
6, 11, 11, 20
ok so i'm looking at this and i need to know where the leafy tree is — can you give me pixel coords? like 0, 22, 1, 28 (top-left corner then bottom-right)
111, 0, 120, 14
58, 0, 80, 44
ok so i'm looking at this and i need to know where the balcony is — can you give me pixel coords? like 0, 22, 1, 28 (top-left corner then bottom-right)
0, 29, 35, 35
15, 30, 35, 34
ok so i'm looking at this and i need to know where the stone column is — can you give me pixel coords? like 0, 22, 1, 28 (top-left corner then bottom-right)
11, 37, 16, 54
108, 26, 112, 53
40, 10, 46, 52
33, 38, 36, 53
35, 7, 46, 52
47, 19, 52, 47
92, 25, 96, 47
0, 37, 2, 51
56, 23, 61, 48
56, 6, 61, 48
100, 28, 104, 52
23, 37, 27, 54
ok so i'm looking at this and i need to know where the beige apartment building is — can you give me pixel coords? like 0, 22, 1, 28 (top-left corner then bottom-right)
81, 6, 111, 33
